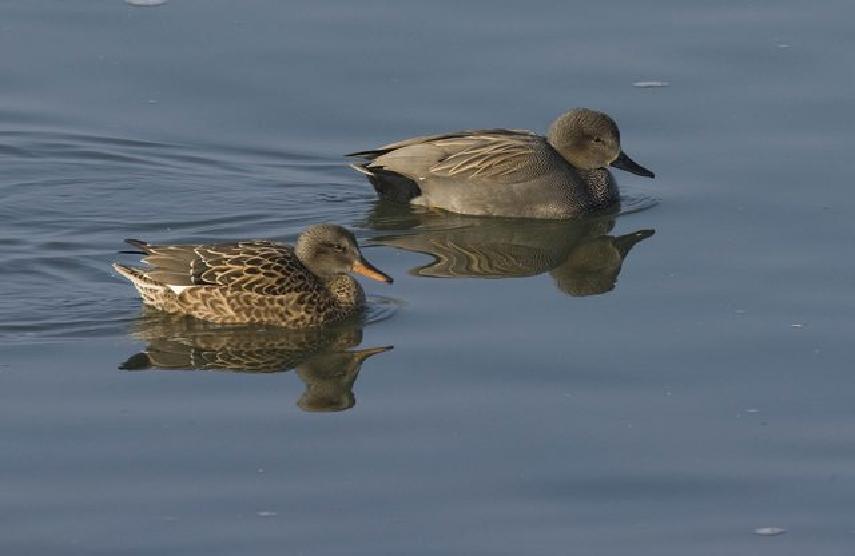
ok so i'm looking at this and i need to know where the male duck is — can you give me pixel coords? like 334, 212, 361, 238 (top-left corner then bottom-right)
113, 224, 392, 328
349, 108, 654, 219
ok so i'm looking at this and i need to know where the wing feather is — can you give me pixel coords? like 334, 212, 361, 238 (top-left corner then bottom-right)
137, 241, 319, 295
430, 134, 542, 179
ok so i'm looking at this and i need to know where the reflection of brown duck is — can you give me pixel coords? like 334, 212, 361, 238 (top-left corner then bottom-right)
296, 346, 391, 412
365, 203, 653, 296
120, 308, 392, 412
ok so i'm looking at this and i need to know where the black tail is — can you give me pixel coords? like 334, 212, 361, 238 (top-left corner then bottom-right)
119, 352, 152, 371
352, 165, 422, 203
346, 148, 390, 158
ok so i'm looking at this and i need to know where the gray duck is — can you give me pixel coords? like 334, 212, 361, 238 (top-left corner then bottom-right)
349, 108, 654, 219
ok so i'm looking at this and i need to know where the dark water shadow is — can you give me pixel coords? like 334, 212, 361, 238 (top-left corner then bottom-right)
119, 307, 395, 412
364, 202, 655, 297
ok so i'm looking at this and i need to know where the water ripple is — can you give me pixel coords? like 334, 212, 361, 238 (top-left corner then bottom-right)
0, 127, 378, 341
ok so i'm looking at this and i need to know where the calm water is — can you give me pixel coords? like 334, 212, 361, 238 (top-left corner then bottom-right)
2, 1, 854, 554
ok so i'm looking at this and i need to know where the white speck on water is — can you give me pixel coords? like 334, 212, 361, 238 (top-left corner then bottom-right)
776, 43, 791, 49
633, 81, 669, 88
754, 527, 786, 536
791, 323, 805, 328
745, 408, 760, 414
735, 309, 746, 315
256, 511, 278, 517
126, 0, 168, 6
147, 99, 158, 104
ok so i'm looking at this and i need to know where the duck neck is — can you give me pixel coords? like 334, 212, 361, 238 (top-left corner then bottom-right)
578, 167, 619, 208
323, 274, 365, 308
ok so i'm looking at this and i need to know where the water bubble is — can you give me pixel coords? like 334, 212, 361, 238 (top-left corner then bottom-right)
632, 81, 670, 88
126, 0, 168, 6
754, 527, 786, 536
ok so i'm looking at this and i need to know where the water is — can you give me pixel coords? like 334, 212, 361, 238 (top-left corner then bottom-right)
2, 1, 854, 554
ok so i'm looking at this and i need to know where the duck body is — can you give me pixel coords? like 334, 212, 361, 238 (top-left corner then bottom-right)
113, 225, 392, 328
349, 109, 654, 219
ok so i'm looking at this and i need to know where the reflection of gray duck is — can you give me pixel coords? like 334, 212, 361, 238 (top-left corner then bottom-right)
366, 203, 653, 296
549, 229, 654, 296
120, 309, 391, 412
349, 108, 654, 219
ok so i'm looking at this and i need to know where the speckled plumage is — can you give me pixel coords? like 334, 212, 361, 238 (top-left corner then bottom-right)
349, 108, 654, 219
113, 225, 391, 328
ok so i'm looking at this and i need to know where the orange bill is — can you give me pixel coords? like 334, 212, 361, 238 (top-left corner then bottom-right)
351, 259, 393, 284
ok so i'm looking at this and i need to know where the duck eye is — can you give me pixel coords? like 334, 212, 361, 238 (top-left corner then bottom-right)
322, 242, 346, 253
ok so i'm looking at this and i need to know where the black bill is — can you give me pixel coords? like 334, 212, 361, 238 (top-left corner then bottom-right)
610, 151, 655, 179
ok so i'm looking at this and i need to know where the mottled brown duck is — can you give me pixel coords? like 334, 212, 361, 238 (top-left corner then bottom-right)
349, 108, 654, 219
113, 224, 392, 328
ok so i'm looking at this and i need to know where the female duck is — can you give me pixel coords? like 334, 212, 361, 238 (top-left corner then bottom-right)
113, 224, 392, 328
349, 108, 654, 219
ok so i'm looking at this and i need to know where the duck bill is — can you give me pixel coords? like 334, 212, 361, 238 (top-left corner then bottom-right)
351, 345, 394, 363
351, 259, 393, 284
610, 151, 655, 178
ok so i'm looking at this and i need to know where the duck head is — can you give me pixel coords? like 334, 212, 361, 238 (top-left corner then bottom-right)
547, 108, 655, 178
295, 224, 393, 284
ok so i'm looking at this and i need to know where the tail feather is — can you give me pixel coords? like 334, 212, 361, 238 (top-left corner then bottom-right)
143, 254, 191, 273
348, 162, 422, 203
124, 238, 152, 254
348, 162, 374, 176
112, 263, 160, 287
366, 168, 422, 202
346, 149, 388, 159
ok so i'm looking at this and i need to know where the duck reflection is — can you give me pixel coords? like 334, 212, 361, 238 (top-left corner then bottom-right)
366, 202, 654, 296
120, 308, 392, 412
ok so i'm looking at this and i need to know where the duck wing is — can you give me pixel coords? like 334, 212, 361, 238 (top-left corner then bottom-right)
428, 132, 546, 179
350, 129, 550, 181
126, 239, 316, 295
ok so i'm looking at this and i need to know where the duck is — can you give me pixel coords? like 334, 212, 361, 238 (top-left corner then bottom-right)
348, 108, 655, 219
113, 224, 392, 328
